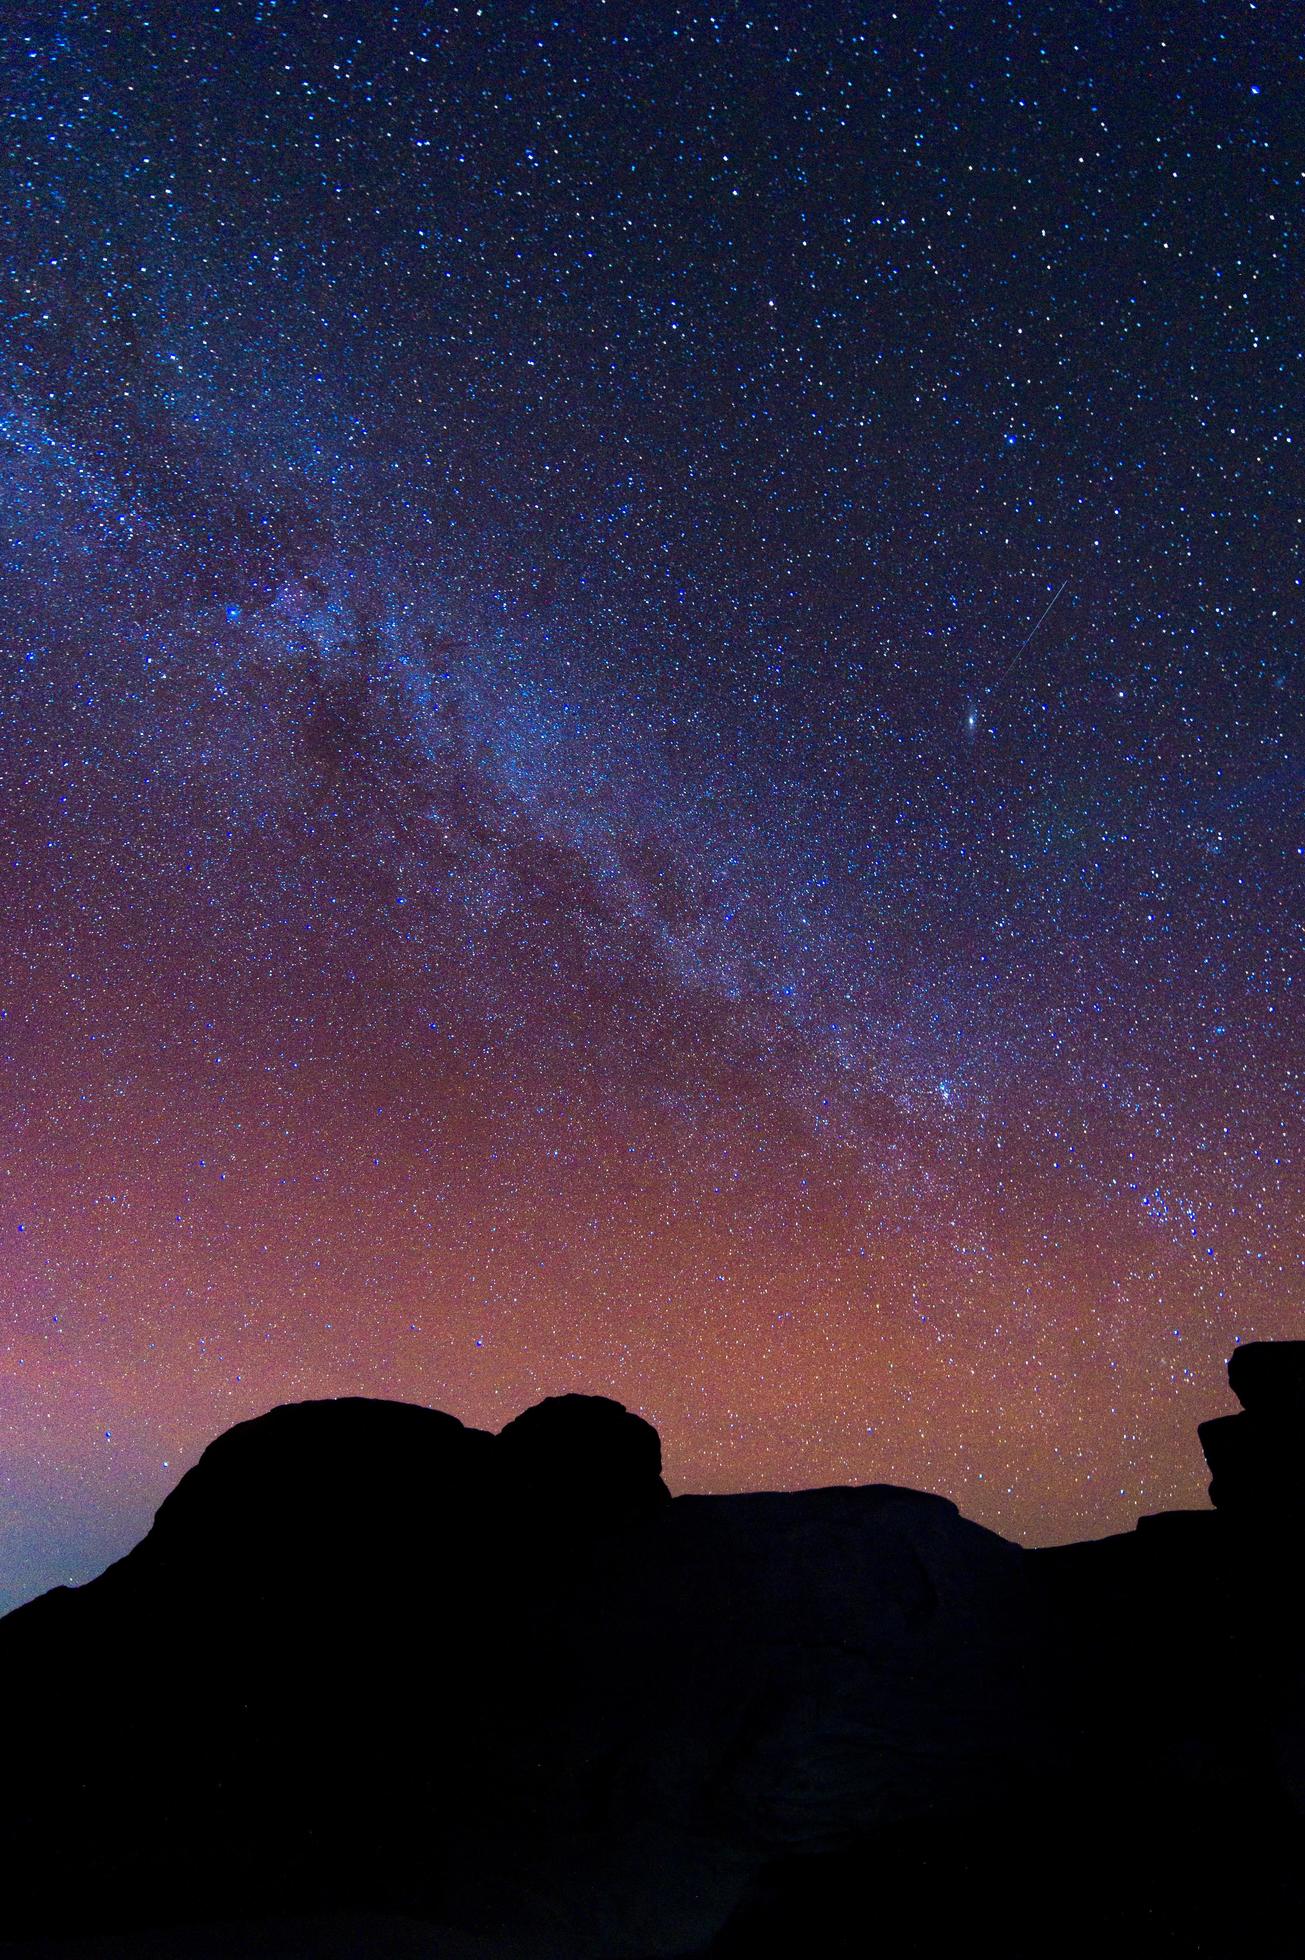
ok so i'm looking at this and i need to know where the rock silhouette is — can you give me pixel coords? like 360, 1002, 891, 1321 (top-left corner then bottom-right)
1199, 1340, 1305, 1518
1, 1356, 1303, 1957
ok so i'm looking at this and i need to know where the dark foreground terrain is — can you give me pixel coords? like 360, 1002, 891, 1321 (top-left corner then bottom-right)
2, 1345, 1303, 1958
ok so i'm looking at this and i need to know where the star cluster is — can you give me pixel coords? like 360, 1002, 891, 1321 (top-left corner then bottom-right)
0, 0, 1298, 1611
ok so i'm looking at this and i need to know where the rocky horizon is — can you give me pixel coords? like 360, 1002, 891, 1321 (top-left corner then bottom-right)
2, 1346, 1302, 1957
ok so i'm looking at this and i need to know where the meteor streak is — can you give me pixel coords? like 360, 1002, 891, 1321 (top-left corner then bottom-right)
989, 579, 1068, 696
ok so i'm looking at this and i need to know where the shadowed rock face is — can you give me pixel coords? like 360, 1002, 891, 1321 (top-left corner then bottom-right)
2, 1350, 1304, 1959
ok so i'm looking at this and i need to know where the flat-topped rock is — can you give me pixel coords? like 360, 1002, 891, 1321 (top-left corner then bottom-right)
1199, 1410, 1305, 1515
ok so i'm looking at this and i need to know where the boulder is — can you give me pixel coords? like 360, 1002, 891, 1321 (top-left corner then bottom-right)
145, 1396, 496, 1587
1228, 1340, 1305, 1417
495, 1391, 670, 1534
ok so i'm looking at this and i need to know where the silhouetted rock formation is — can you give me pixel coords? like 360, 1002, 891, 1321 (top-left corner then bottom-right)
2, 1351, 1304, 1958
1229, 1338, 1305, 1414
1198, 1340, 1305, 1517
497, 1389, 671, 1535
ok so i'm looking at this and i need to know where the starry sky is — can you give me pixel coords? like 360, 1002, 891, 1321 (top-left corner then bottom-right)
1, 0, 1299, 1614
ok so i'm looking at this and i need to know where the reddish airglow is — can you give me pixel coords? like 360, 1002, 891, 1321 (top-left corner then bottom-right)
3, 934, 1283, 1616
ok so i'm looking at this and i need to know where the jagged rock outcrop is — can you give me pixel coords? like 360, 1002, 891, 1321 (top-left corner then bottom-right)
1023, 1340, 1305, 1960
1198, 1340, 1305, 1518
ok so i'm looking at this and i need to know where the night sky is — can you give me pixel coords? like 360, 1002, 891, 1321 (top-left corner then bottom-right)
1, 0, 1299, 1614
